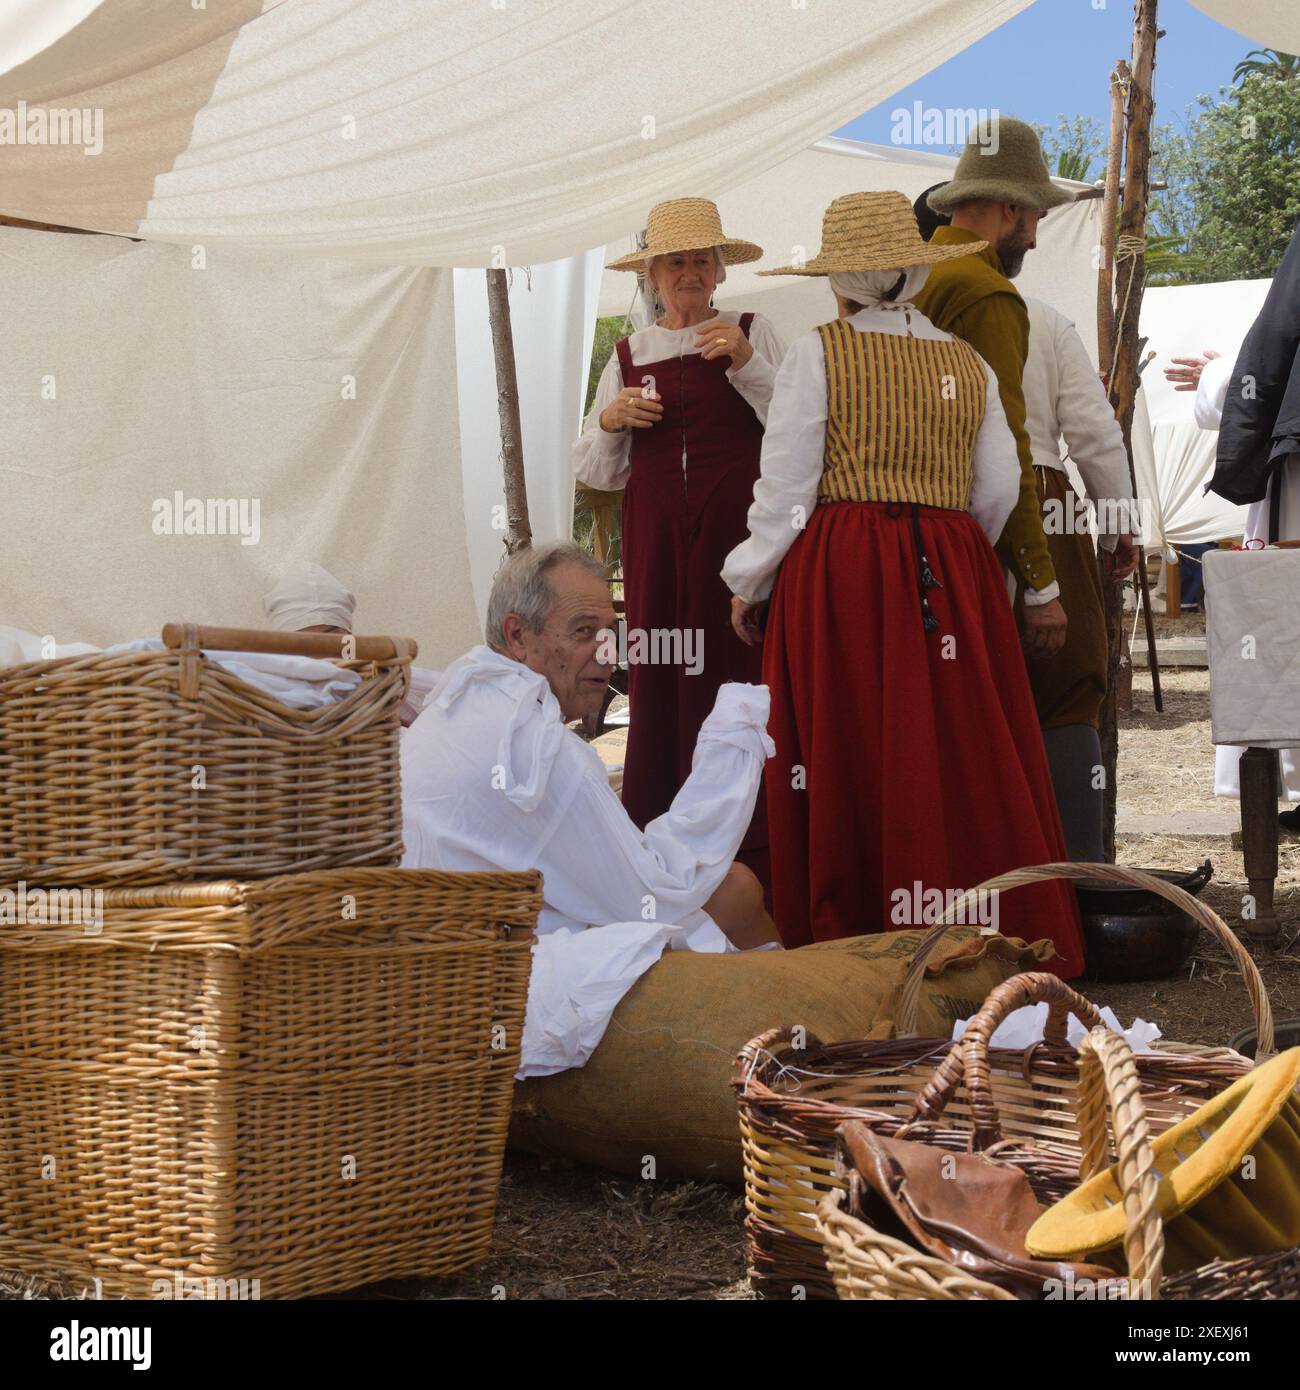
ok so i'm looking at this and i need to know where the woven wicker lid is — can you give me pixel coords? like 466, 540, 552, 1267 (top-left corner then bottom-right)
606, 197, 762, 272
758, 190, 987, 276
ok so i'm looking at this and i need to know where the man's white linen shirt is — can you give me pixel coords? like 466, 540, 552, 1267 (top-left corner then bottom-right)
573, 311, 785, 491
1022, 296, 1136, 552
721, 303, 1022, 604
400, 646, 775, 1076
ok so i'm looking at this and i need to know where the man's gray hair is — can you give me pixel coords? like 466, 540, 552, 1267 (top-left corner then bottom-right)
485, 541, 607, 652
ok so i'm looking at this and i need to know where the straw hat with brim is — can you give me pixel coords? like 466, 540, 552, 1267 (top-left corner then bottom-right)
606, 197, 762, 272
927, 116, 1075, 214
757, 191, 986, 277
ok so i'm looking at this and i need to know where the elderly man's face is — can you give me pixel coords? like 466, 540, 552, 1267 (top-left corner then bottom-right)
503, 560, 617, 721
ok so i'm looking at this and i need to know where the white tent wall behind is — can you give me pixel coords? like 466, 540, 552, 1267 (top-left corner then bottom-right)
1, 0, 1058, 654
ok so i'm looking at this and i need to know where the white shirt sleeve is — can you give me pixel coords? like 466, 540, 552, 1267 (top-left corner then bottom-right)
966, 359, 1021, 546
573, 350, 633, 491
724, 313, 786, 426
532, 684, 774, 929
1194, 353, 1232, 432
721, 332, 827, 603
1053, 316, 1135, 549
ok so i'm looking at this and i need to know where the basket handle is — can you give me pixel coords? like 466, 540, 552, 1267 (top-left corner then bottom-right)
894, 862, 1273, 1057
1075, 1026, 1165, 1300
731, 1024, 828, 1088
161, 622, 418, 664
909, 971, 1105, 1145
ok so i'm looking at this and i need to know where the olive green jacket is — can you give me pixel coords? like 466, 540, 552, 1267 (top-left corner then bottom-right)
913, 225, 1056, 593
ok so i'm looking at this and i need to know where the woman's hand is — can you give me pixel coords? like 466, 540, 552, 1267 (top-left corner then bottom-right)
600, 386, 664, 433
731, 595, 766, 646
697, 319, 753, 370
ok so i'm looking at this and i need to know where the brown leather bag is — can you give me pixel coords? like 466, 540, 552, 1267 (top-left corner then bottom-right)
837, 1121, 1119, 1298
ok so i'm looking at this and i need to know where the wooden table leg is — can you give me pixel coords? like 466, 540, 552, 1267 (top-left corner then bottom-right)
1239, 745, 1280, 942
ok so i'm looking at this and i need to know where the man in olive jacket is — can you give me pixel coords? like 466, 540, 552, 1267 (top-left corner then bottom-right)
913, 117, 1072, 660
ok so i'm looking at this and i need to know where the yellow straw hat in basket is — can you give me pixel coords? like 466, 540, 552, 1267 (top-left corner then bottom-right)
758, 190, 986, 276
1026, 1047, 1300, 1274
606, 197, 762, 272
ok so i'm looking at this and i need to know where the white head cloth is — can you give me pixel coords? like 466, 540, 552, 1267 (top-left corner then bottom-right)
262, 561, 356, 632
828, 264, 931, 310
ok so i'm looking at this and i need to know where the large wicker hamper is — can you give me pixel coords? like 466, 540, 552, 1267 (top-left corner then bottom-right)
0, 623, 413, 886
0, 867, 538, 1299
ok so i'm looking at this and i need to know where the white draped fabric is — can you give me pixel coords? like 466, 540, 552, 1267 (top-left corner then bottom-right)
0, 0, 1037, 267
0, 225, 482, 665
1138, 280, 1272, 548
1188, 0, 1300, 51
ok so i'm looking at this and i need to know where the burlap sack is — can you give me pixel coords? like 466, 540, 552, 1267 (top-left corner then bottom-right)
510, 927, 1053, 1183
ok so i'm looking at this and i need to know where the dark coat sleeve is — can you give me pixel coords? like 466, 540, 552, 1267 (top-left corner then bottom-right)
1209, 218, 1300, 505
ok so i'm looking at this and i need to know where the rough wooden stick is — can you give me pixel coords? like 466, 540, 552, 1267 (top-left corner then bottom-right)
1101, 0, 1163, 861
485, 267, 533, 554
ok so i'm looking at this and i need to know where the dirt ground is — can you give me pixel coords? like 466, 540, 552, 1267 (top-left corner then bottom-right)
7, 638, 1299, 1303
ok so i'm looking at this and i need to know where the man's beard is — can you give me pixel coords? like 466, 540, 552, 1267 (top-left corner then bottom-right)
1000, 245, 1027, 279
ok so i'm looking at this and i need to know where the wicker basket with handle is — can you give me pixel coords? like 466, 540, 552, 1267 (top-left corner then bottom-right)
818, 1025, 1300, 1300
0, 867, 538, 1299
733, 862, 1272, 1299
0, 622, 414, 885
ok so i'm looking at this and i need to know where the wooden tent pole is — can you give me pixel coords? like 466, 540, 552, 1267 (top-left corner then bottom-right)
1100, 0, 1162, 860
485, 267, 533, 554
1097, 62, 1128, 379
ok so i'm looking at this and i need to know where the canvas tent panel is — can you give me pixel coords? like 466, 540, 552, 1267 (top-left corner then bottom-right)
0, 0, 1039, 266
0, 226, 481, 666
1138, 279, 1272, 546
1188, 0, 1300, 52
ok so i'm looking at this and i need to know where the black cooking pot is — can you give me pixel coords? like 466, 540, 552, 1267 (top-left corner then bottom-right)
1076, 860, 1213, 983
1228, 1021, 1300, 1059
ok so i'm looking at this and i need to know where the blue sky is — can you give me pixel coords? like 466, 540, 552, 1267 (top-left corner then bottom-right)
836, 0, 1265, 157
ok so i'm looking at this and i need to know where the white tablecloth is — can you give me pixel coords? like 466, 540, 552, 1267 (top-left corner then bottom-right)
1204, 548, 1300, 749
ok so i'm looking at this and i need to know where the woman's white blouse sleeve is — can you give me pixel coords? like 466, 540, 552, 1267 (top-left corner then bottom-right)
721, 331, 827, 603
724, 314, 786, 426
573, 351, 633, 491
967, 359, 1021, 545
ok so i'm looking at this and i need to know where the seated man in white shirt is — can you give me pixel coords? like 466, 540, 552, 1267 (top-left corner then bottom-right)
401, 541, 779, 1076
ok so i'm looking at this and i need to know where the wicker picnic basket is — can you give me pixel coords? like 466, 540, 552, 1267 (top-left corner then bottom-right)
817, 1025, 1300, 1300
0, 867, 538, 1299
733, 863, 1272, 1299
0, 622, 414, 885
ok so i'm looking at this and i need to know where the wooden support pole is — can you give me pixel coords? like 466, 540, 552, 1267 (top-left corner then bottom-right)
485, 267, 533, 554
1100, 0, 1161, 861
1097, 61, 1128, 381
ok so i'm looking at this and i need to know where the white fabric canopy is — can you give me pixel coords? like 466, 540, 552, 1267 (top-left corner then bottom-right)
1188, 0, 1300, 52
598, 138, 1102, 357
0, 225, 482, 665
1138, 279, 1272, 547
0, 0, 1036, 266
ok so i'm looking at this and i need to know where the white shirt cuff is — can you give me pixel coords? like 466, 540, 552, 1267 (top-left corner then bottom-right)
1023, 581, 1061, 606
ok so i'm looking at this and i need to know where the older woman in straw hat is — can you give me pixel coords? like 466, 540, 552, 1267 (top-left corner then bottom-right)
722, 191, 1084, 975
574, 197, 784, 880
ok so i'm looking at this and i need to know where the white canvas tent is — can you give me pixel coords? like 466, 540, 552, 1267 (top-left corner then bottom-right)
1138, 279, 1273, 547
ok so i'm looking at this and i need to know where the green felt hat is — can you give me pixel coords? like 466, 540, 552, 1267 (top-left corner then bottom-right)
928, 117, 1074, 215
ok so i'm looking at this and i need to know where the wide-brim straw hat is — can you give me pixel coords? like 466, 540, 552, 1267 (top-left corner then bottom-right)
606, 197, 762, 272
757, 191, 986, 277
928, 116, 1075, 214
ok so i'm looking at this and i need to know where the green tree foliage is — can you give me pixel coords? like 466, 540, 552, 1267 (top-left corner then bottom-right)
1154, 73, 1300, 283
1232, 49, 1300, 84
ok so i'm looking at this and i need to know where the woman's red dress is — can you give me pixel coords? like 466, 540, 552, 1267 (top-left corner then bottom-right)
617, 314, 768, 881
762, 499, 1086, 978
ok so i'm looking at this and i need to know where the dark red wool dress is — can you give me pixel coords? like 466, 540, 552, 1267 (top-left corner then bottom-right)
617, 315, 768, 880
762, 500, 1086, 978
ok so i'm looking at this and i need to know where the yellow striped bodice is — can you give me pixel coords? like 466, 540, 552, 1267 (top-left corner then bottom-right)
817, 318, 986, 509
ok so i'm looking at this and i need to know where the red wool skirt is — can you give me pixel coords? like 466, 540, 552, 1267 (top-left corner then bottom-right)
763, 500, 1086, 978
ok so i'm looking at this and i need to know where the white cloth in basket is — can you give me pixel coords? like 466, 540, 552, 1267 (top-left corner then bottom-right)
399, 645, 774, 1079
952, 1002, 1162, 1054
